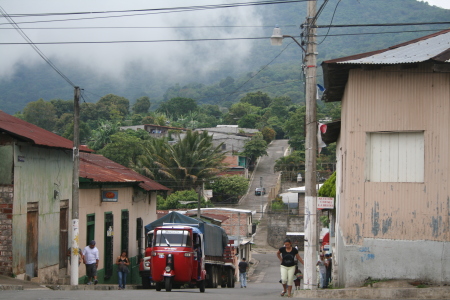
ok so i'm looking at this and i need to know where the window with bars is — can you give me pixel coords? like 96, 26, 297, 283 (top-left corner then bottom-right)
121, 210, 129, 253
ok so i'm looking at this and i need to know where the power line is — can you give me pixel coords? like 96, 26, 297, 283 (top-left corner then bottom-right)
0, 6, 76, 87
317, 0, 341, 45
0, 0, 307, 25
0, 25, 299, 30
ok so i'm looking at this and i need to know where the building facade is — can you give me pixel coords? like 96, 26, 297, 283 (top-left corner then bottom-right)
322, 30, 450, 287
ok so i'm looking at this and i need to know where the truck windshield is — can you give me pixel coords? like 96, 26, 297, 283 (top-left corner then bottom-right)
154, 230, 192, 247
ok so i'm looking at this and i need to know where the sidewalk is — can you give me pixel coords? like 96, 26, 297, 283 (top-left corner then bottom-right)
0, 274, 139, 291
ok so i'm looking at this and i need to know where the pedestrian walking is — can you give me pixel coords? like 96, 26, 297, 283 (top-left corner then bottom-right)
83, 240, 99, 285
277, 239, 304, 297
116, 250, 130, 290
325, 253, 332, 288
316, 254, 327, 288
238, 257, 249, 288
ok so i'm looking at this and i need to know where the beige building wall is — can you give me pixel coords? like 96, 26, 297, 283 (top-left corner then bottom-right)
334, 64, 450, 286
77, 187, 157, 277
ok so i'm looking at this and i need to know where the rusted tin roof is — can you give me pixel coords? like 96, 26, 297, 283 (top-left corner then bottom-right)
322, 29, 450, 102
0, 110, 92, 152
80, 152, 170, 191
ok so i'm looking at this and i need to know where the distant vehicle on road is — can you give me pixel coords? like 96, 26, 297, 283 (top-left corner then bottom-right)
255, 187, 266, 196
297, 173, 302, 182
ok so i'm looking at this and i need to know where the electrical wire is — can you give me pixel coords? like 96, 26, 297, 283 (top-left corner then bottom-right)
0, 6, 76, 87
0, 0, 307, 25
317, 0, 341, 45
0, 25, 299, 30
219, 40, 299, 103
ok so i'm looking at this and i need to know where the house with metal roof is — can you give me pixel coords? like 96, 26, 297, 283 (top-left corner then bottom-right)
0, 110, 91, 283
77, 152, 169, 284
321, 29, 450, 287
0, 110, 170, 285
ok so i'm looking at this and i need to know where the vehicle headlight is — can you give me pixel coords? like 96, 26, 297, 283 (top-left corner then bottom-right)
144, 261, 150, 267
184, 252, 191, 257
165, 266, 171, 272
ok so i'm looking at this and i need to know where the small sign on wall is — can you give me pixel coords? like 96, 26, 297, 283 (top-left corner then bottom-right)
102, 190, 118, 202
317, 197, 334, 209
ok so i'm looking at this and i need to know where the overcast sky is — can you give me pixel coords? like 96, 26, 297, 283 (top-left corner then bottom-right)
0, 1, 265, 81
0, 0, 448, 84
420, 0, 450, 9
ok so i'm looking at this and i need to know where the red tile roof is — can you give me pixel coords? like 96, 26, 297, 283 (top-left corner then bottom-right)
80, 152, 170, 191
0, 110, 92, 152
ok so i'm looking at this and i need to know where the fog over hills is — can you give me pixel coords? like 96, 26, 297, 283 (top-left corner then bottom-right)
1, 0, 449, 114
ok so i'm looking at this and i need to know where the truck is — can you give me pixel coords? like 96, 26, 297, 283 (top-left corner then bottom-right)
139, 211, 236, 292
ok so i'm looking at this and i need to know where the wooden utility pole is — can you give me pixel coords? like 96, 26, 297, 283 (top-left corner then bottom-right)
303, 0, 318, 290
70, 86, 80, 285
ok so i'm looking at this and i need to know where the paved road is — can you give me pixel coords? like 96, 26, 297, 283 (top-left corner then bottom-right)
238, 139, 289, 217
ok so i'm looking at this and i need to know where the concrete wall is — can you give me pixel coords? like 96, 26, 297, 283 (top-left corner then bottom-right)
267, 213, 304, 249
336, 230, 450, 287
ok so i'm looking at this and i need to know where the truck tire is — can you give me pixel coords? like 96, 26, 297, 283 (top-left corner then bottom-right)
227, 269, 235, 288
165, 277, 172, 292
206, 265, 213, 288
199, 280, 205, 293
142, 276, 151, 289
212, 266, 218, 288
155, 282, 162, 291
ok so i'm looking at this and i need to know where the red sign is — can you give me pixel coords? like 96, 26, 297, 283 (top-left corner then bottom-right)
317, 197, 334, 209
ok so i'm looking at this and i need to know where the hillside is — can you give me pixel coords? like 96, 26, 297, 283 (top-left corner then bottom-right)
1, 0, 449, 114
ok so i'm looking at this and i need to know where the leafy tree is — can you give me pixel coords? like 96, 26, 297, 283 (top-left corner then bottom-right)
20, 98, 57, 132
88, 120, 120, 150
61, 121, 92, 144
240, 91, 272, 109
157, 97, 198, 118
261, 126, 276, 144
284, 106, 306, 150
238, 113, 260, 129
133, 96, 151, 115
208, 175, 249, 202
223, 102, 260, 124
241, 132, 268, 169
157, 189, 211, 210
50, 99, 73, 118
318, 171, 336, 198
98, 131, 146, 168
89, 94, 130, 122
274, 150, 305, 181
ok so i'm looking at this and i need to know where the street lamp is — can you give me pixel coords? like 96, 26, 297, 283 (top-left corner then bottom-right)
270, 23, 318, 290
270, 26, 306, 52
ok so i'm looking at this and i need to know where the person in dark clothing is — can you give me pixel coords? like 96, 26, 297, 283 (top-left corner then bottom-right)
238, 258, 249, 288
277, 239, 304, 297
325, 253, 332, 288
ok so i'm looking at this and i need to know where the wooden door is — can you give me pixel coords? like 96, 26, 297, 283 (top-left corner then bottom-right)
26, 210, 38, 278
59, 207, 68, 268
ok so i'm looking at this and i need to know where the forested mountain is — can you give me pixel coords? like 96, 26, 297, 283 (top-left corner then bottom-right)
1, 0, 449, 114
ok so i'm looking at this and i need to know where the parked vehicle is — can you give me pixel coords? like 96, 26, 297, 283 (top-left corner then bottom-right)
140, 212, 236, 292
255, 187, 266, 196
139, 230, 154, 289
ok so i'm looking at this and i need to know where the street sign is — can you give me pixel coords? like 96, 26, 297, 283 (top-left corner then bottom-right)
317, 197, 334, 209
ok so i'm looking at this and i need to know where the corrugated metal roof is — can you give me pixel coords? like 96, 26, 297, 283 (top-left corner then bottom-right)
80, 152, 170, 191
328, 29, 450, 65
0, 110, 92, 152
322, 29, 450, 103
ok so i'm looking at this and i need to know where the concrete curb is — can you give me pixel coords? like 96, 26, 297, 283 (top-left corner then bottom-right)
294, 286, 450, 299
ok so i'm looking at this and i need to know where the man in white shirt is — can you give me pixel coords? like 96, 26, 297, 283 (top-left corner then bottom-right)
83, 240, 100, 285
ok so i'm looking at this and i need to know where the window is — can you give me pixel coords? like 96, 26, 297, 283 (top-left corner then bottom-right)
121, 210, 129, 253
366, 132, 424, 182
86, 214, 95, 245
104, 212, 114, 279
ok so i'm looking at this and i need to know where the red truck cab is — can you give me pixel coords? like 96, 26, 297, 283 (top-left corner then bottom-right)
151, 226, 206, 292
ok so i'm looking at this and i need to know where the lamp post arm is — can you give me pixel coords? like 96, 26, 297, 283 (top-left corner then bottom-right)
283, 35, 306, 52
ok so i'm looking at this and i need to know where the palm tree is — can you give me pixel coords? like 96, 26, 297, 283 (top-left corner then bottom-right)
136, 131, 225, 191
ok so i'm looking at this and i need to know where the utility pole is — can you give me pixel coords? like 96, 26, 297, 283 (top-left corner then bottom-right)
70, 86, 81, 285
303, 0, 318, 290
